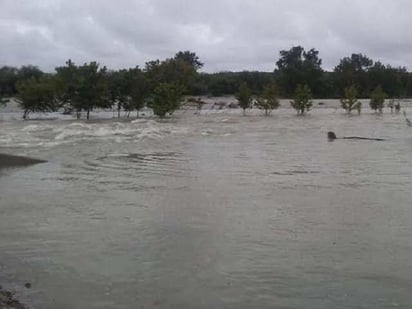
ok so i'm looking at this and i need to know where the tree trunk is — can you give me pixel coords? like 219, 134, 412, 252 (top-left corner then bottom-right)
23, 109, 28, 119
86, 108, 90, 120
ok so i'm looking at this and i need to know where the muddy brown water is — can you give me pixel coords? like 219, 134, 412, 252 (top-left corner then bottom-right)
1, 107, 412, 308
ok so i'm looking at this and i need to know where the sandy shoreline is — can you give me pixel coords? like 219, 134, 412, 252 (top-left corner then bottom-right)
0, 154, 46, 169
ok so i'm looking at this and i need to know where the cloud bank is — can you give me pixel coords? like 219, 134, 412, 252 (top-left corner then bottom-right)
1, 0, 411, 72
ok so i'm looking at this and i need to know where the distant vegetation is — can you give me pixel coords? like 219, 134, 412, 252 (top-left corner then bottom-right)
0, 46, 409, 119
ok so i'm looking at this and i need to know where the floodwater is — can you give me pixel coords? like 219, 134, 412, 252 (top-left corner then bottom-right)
1, 106, 412, 309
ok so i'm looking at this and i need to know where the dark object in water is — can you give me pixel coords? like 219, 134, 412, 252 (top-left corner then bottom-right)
327, 131, 385, 141
0, 153, 47, 168
327, 131, 337, 140
24, 283, 31, 289
403, 111, 412, 127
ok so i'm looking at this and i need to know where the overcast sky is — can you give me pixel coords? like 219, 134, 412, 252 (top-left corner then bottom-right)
1, 0, 412, 72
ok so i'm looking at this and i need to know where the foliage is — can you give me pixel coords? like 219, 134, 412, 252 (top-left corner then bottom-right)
255, 83, 280, 116
148, 82, 185, 117
340, 85, 360, 113
235, 82, 252, 115
369, 85, 387, 113
334, 54, 372, 96
275, 46, 323, 97
145, 56, 195, 93
107, 69, 131, 118
128, 67, 150, 115
16, 76, 57, 119
55, 60, 108, 119
174, 51, 203, 71
290, 84, 312, 114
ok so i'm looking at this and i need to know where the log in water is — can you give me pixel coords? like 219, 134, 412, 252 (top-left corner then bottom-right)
327, 131, 385, 141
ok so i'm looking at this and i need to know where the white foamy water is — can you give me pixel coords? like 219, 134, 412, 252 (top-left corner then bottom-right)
1, 107, 412, 309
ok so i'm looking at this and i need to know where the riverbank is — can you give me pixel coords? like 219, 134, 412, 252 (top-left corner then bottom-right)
0, 290, 28, 309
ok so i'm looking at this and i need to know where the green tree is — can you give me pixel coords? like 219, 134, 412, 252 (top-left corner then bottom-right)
148, 82, 184, 117
174, 51, 203, 71
235, 82, 252, 115
341, 85, 360, 113
0, 66, 19, 95
16, 76, 57, 119
290, 84, 312, 115
128, 67, 150, 117
17, 65, 44, 81
107, 69, 131, 118
145, 57, 195, 93
255, 83, 280, 116
369, 85, 387, 113
275, 46, 323, 96
55, 60, 109, 119
334, 53, 373, 96
54, 59, 78, 114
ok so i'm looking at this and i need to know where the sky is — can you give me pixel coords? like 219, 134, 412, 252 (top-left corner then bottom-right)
1, 0, 412, 72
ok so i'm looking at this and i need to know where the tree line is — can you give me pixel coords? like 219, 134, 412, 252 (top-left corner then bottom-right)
0, 46, 411, 118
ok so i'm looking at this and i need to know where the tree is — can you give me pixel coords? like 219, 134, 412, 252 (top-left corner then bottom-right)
128, 67, 150, 116
54, 59, 78, 114
0, 66, 19, 95
174, 51, 203, 71
341, 85, 361, 113
148, 82, 184, 117
107, 69, 133, 118
17, 65, 44, 81
235, 82, 252, 115
55, 60, 109, 119
275, 46, 323, 96
290, 84, 312, 115
334, 53, 373, 96
16, 76, 57, 119
255, 83, 280, 116
370, 85, 387, 113
145, 57, 195, 92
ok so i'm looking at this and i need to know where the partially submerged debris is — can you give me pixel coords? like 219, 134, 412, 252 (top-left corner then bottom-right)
327, 131, 385, 141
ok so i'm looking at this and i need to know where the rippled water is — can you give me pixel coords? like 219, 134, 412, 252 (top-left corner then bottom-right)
1, 108, 412, 309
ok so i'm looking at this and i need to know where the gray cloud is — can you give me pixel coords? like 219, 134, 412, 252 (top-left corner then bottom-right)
1, 0, 412, 72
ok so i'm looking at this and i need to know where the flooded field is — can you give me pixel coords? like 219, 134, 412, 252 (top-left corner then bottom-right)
1, 105, 412, 308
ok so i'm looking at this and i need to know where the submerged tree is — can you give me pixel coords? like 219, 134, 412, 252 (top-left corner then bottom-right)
369, 85, 387, 113
235, 82, 252, 115
341, 85, 361, 113
148, 82, 184, 117
255, 83, 280, 116
55, 60, 109, 119
16, 76, 57, 119
290, 84, 312, 115
128, 67, 150, 117
107, 69, 131, 119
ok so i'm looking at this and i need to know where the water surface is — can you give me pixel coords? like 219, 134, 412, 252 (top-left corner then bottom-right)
1, 108, 412, 308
